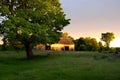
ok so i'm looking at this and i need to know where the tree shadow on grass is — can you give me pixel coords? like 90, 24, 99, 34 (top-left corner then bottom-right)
18, 54, 51, 61
0, 54, 52, 64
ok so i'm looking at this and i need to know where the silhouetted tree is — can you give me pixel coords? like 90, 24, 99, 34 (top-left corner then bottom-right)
98, 41, 104, 52
101, 32, 115, 50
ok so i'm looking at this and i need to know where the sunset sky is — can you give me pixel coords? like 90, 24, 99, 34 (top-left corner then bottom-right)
60, 0, 120, 47
0, 0, 120, 47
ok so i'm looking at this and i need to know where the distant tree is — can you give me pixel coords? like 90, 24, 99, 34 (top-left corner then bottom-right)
61, 32, 74, 40
61, 32, 69, 38
98, 41, 104, 52
85, 37, 99, 51
75, 37, 99, 51
101, 32, 115, 50
0, 0, 70, 59
75, 37, 86, 51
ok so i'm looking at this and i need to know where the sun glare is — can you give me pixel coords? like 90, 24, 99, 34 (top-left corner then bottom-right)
110, 38, 120, 47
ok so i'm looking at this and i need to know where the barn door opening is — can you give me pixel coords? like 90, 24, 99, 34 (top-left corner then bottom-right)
65, 46, 69, 51
46, 45, 51, 50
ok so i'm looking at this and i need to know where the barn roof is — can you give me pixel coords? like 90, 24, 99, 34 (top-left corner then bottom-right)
58, 38, 74, 44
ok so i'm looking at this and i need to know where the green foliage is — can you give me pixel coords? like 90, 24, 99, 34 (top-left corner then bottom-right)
98, 41, 104, 52
0, 0, 69, 44
101, 32, 115, 49
0, 0, 70, 58
61, 32, 74, 40
75, 37, 99, 51
61, 32, 69, 38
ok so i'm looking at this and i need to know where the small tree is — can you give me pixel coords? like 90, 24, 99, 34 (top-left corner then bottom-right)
0, 0, 70, 59
61, 32, 74, 40
98, 41, 104, 52
61, 32, 69, 38
101, 32, 115, 50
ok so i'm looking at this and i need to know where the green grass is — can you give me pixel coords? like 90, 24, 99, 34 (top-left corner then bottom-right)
0, 51, 120, 80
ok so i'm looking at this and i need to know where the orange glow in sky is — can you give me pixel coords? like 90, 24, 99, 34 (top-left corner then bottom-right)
60, 0, 120, 47
110, 37, 120, 47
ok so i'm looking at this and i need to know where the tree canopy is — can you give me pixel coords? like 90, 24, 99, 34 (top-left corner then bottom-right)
75, 37, 99, 51
101, 32, 115, 49
0, 0, 70, 59
61, 32, 74, 40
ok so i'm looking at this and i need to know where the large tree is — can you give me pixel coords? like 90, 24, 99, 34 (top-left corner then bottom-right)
101, 32, 115, 49
0, 0, 70, 59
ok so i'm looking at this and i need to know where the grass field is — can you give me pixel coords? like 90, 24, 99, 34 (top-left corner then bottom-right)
0, 51, 120, 80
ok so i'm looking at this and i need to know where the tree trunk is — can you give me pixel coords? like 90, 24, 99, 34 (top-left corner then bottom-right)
106, 42, 110, 50
9, 0, 14, 15
25, 43, 33, 59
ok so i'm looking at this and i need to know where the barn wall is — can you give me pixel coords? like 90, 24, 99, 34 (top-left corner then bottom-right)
35, 43, 75, 51
34, 44, 45, 50
51, 44, 74, 51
